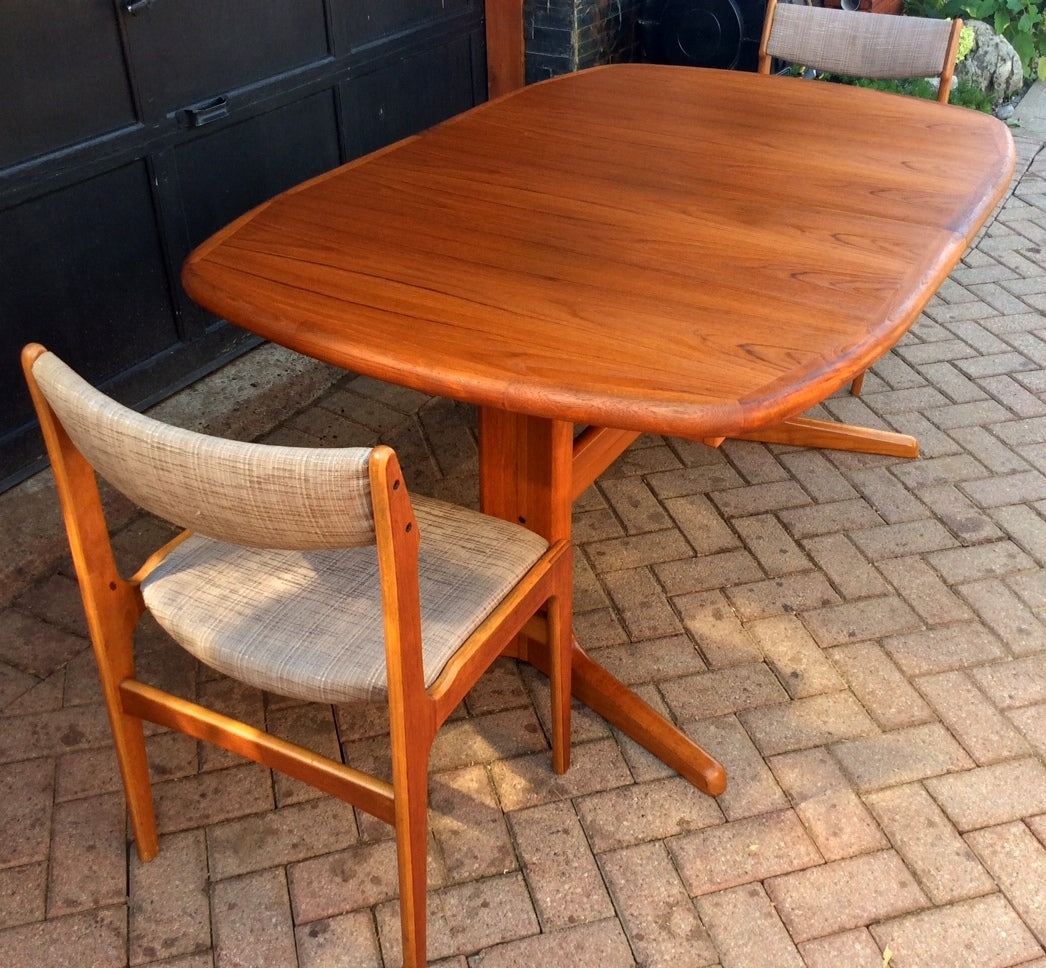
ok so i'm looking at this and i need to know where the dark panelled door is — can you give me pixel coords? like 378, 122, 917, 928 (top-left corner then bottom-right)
0, 0, 485, 490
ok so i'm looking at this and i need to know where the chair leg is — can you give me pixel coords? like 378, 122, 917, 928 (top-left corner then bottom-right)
94, 622, 159, 862
392, 730, 432, 968
850, 371, 866, 396
107, 696, 160, 862
548, 588, 572, 776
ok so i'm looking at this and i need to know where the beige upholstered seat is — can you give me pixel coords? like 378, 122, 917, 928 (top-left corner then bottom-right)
23, 343, 574, 968
758, 0, 963, 396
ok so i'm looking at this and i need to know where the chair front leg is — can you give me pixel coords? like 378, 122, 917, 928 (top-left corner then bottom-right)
111, 691, 159, 861
93, 602, 159, 862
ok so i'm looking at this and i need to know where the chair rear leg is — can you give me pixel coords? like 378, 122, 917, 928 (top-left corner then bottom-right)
108, 692, 160, 861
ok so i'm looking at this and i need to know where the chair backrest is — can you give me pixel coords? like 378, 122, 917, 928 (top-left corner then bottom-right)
758, 0, 962, 103
27, 347, 377, 550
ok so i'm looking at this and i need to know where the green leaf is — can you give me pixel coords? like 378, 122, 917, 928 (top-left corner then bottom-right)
1010, 32, 1034, 61
1010, 32, 1035, 77
915, 0, 1043, 77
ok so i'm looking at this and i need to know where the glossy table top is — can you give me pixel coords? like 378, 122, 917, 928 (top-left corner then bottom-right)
183, 64, 1015, 440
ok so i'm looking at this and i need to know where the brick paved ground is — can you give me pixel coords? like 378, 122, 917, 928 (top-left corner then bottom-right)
1, 117, 1044, 967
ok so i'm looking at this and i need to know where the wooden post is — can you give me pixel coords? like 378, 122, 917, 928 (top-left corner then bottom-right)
478, 407, 574, 542
485, 0, 525, 99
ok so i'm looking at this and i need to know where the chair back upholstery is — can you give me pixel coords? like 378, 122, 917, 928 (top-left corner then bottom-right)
29, 349, 376, 550
760, 0, 961, 99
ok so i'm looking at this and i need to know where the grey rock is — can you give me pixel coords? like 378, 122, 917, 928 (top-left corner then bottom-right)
954, 20, 1025, 104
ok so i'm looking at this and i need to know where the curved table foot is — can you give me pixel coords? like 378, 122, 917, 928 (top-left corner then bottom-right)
723, 415, 918, 458
513, 632, 727, 797
569, 642, 727, 796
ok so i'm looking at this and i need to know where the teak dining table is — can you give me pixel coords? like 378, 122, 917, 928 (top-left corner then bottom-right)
182, 64, 1015, 796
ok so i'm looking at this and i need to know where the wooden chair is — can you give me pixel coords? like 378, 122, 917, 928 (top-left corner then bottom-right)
22, 343, 573, 968
758, 0, 963, 396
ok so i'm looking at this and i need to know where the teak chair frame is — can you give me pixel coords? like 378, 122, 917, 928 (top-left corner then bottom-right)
22, 342, 573, 968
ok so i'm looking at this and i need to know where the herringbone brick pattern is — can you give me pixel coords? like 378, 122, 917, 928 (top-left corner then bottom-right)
0, 132, 1044, 967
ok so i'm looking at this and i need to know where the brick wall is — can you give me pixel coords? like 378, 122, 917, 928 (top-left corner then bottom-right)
525, 0, 646, 83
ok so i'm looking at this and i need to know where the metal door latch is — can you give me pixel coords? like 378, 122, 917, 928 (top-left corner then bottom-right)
180, 96, 230, 128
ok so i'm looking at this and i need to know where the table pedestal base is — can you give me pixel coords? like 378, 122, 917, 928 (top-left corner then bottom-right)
478, 408, 918, 799
479, 408, 727, 797
505, 631, 727, 795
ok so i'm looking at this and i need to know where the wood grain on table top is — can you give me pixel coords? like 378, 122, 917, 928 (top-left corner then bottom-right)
183, 64, 1015, 440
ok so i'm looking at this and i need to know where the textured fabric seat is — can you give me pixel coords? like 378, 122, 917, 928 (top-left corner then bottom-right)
141, 497, 548, 703
22, 343, 574, 968
757, 0, 963, 397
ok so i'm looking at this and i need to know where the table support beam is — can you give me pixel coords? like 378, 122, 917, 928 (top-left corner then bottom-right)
478, 407, 575, 542
723, 415, 919, 458
572, 426, 641, 501
478, 406, 920, 798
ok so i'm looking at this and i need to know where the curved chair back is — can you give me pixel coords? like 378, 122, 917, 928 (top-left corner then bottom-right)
29, 349, 376, 549
759, 0, 962, 104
